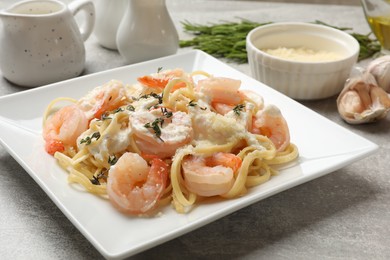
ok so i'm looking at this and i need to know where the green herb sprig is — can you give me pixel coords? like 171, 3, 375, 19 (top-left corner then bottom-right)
188, 100, 207, 110
80, 132, 101, 145
233, 104, 245, 116
180, 20, 268, 63
144, 118, 164, 141
144, 108, 175, 141
108, 155, 118, 165
180, 20, 381, 62
90, 170, 107, 185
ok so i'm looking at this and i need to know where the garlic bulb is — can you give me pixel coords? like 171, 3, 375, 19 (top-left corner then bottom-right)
367, 55, 390, 92
337, 72, 390, 124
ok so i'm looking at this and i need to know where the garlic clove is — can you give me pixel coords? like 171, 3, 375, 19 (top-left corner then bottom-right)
337, 72, 390, 124
367, 55, 390, 92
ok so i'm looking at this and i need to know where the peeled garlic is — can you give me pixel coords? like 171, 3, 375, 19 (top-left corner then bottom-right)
337, 72, 390, 124
367, 55, 390, 92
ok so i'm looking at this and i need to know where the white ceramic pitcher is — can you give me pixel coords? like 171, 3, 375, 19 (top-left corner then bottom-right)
94, 0, 126, 50
0, 0, 95, 87
116, 0, 179, 64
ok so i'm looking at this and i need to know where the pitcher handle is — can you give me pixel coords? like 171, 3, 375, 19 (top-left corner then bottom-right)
68, 0, 95, 42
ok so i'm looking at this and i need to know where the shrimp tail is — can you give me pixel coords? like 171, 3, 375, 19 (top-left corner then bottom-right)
135, 158, 169, 214
205, 152, 242, 173
137, 76, 186, 91
150, 158, 169, 189
45, 139, 65, 155
138, 76, 166, 89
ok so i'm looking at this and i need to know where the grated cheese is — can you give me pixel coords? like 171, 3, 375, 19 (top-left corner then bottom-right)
262, 47, 342, 62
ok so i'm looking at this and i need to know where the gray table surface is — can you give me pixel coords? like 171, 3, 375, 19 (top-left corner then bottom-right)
1, 1, 389, 259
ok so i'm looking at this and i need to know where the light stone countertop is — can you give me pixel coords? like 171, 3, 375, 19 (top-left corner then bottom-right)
1, 1, 389, 259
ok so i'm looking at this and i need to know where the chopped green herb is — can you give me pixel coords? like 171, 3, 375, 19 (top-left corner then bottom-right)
188, 100, 207, 110
90, 175, 100, 185
80, 132, 101, 145
233, 104, 245, 116
188, 100, 197, 107
143, 108, 175, 141
101, 113, 112, 120
144, 118, 164, 141
127, 105, 135, 111
157, 67, 163, 73
90, 170, 108, 185
161, 107, 173, 118
139, 92, 163, 104
113, 107, 124, 113
108, 155, 118, 165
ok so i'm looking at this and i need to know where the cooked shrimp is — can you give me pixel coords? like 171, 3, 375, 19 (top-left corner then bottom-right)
137, 68, 189, 91
107, 152, 169, 215
251, 104, 290, 152
131, 108, 193, 158
77, 80, 128, 120
241, 89, 264, 110
196, 76, 246, 115
182, 152, 242, 197
43, 104, 88, 155
197, 77, 244, 106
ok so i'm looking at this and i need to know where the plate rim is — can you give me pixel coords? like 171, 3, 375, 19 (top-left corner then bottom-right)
0, 49, 379, 259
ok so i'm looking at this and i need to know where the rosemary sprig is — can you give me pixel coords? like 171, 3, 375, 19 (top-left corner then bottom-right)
180, 20, 381, 62
180, 20, 267, 63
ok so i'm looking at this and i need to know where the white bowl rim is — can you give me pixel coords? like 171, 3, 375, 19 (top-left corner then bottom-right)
246, 21, 360, 65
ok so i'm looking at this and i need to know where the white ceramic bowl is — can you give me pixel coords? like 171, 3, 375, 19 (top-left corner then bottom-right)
246, 22, 360, 100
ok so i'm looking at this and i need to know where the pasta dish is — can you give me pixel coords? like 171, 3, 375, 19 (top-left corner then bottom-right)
42, 68, 298, 215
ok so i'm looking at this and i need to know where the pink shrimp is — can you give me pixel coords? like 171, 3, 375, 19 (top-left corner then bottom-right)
106, 152, 169, 215
43, 81, 128, 155
197, 77, 245, 114
131, 108, 193, 158
43, 104, 88, 155
137, 68, 189, 92
77, 80, 128, 120
251, 104, 290, 152
182, 152, 242, 197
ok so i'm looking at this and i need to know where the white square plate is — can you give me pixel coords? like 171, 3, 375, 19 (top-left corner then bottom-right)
0, 50, 378, 259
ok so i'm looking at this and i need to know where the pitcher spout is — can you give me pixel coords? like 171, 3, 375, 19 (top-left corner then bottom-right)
0, 0, 65, 18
